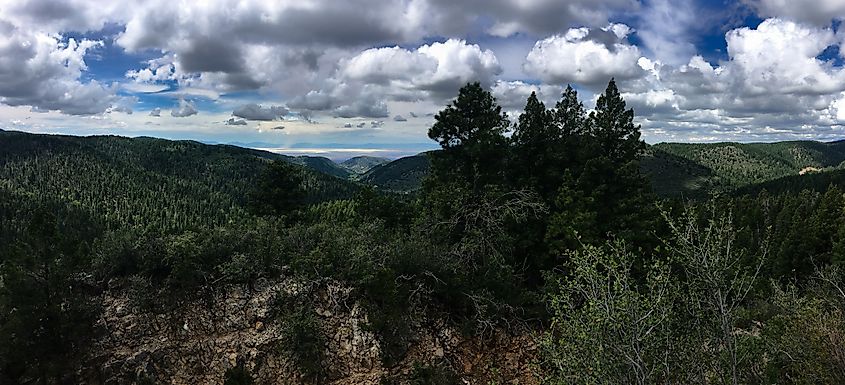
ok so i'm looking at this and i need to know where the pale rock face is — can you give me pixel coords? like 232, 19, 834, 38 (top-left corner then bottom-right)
85, 277, 539, 385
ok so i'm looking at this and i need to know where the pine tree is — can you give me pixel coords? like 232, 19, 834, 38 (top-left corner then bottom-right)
427, 82, 510, 194
553, 85, 588, 138
511, 91, 552, 191
249, 160, 306, 217
590, 79, 644, 163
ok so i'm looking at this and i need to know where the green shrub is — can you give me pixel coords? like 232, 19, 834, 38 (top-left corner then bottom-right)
274, 290, 326, 381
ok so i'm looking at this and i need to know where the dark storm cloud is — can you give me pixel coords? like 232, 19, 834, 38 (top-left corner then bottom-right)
178, 36, 245, 73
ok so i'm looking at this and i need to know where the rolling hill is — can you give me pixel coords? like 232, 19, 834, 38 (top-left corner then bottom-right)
352, 140, 845, 197
340, 156, 391, 174
651, 141, 845, 190
0, 130, 360, 235
288, 155, 353, 179
359, 153, 430, 192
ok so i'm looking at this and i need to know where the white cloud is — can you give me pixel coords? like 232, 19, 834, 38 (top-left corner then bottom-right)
636, 0, 697, 66
746, 0, 845, 25
225, 117, 248, 125
0, 20, 116, 115
723, 18, 844, 95
613, 18, 845, 142
342, 39, 502, 95
170, 99, 198, 117
523, 24, 645, 86
287, 39, 501, 119
491, 80, 563, 111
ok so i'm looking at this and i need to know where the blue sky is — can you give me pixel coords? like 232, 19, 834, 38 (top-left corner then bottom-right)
3, 0, 845, 158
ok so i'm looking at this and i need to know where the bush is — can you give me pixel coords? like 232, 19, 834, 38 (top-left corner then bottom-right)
274, 290, 326, 381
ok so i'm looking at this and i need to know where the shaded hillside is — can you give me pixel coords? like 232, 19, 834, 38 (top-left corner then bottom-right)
734, 168, 845, 196
340, 156, 391, 174
288, 155, 352, 179
653, 141, 845, 190
0, 130, 359, 234
639, 147, 724, 198
360, 153, 430, 192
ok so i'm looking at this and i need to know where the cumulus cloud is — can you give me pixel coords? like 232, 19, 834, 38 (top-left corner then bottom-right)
226, 117, 247, 125
491, 80, 564, 111
149, 108, 161, 117
636, 0, 698, 66
421, 0, 639, 37
170, 99, 198, 117
332, 97, 389, 118
108, 105, 133, 114
746, 0, 845, 25
232, 103, 288, 121
6, 0, 845, 142
723, 18, 844, 95
2, 0, 128, 33
0, 21, 116, 115
620, 18, 845, 141
342, 39, 501, 97
285, 39, 501, 119
524, 24, 645, 86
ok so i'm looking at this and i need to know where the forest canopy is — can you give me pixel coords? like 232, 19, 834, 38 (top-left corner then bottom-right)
2, 80, 845, 384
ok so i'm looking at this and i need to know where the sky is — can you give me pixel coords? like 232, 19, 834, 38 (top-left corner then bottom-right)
3, 0, 845, 158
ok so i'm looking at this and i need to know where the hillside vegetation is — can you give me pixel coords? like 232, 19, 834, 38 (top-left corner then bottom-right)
366, 140, 845, 197
651, 140, 845, 190
359, 153, 431, 192
4, 82, 845, 384
340, 155, 390, 174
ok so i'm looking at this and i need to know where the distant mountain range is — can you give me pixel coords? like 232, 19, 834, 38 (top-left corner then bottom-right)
5, 129, 845, 199
340, 156, 391, 175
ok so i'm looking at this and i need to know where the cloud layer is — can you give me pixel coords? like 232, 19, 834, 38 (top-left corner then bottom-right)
2, 0, 845, 143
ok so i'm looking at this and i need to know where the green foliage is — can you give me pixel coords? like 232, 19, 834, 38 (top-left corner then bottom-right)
274, 290, 326, 381
651, 139, 845, 196
0, 207, 100, 383
427, 82, 510, 194
542, 242, 674, 385
360, 153, 431, 193
6, 79, 845, 384
249, 160, 306, 217
760, 276, 845, 384
590, 79, 645, 163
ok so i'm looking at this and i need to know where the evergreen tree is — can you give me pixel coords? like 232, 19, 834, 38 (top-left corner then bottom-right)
590, 79, 644, 163
510, 91, 553, 192
249, 160, 306, 217
552, 85, 588, 138
427, 82, 510, 194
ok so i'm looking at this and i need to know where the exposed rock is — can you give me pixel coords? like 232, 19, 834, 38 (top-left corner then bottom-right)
82, 278, 540, 385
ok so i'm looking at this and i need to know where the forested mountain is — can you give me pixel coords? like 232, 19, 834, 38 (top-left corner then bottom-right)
359, 153, 431, 192
4, 82, 845, 384
362, 140, 845, 197
340, 155, 390, 174
0, 130, 359, 236
288, 155, 353, 179
652, 140, 845, 188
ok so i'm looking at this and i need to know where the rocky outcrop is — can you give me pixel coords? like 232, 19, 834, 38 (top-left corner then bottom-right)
84, 277, 540, 384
